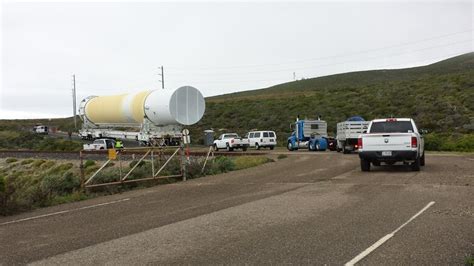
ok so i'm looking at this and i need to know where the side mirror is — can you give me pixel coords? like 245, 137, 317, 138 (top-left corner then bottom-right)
363, 130, 367, 134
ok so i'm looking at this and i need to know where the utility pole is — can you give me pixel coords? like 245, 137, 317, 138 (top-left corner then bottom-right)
158, 66, 164, 89
293, 72, 296, 81
72, 74, 77, 129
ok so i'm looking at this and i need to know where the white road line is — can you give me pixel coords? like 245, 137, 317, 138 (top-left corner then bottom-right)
345, 201, 435, 266
0, 198, 130, 226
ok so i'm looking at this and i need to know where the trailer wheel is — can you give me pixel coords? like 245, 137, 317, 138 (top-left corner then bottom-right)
360, 159, 370, 171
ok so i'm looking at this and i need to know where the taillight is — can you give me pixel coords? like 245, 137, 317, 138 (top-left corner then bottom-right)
231, 139, 234, 144
411, 137, 417, 148
358, 138, 363, 149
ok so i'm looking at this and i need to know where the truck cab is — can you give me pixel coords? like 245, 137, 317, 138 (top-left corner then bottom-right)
287, 118, 328, 151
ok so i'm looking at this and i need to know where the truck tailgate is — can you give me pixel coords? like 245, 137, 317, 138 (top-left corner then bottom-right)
362, 133, 413, 151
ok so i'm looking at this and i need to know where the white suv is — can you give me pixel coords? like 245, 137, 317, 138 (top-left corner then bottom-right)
246, 131, 277, 150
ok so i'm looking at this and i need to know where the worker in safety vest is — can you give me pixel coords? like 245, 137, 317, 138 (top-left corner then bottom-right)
115, 140, 124, 150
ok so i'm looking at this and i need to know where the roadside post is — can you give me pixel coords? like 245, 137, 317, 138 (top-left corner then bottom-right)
182, 129, 191, 181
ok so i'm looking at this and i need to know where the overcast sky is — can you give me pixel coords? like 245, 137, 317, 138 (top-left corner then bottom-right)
1, 1, 472, 119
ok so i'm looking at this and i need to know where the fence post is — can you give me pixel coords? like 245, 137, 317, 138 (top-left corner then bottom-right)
79, 151, 85, 191
181, 144, 186, 181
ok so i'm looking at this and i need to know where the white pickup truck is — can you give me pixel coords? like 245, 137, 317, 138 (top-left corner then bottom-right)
213, 133, 249, 151
83, 138, 116, 151
358, 118, 425, 171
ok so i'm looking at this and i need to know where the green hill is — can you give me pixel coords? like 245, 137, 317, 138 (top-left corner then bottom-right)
1, 53, 473, 150
195, 53, 474, 142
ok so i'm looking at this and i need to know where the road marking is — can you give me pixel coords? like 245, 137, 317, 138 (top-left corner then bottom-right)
0, 198, 130, 226
345, 201, 435, 266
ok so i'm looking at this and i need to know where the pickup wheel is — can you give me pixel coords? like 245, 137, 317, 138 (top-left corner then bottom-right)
213, 144, 219, 152
226, 143, 233, 152
411, 157, 421, 171
360, 159, 370, 171
420, 152, 425, 166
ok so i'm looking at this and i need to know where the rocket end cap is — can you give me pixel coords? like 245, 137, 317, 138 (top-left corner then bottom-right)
169, 86, 206, 125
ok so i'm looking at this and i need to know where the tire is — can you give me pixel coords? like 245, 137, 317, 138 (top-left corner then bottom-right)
287, 142, 294, 151
214, 144, 219, 151
226, 144, 233, 152
411, 157, 420, 171
342, 145, 349, 154
420, 152, 425, 166
315, 144, 320, 151
336, 147, 342, 153
270, 146, 274, 150
360, 159, 371, 171
255, 143, 260, 150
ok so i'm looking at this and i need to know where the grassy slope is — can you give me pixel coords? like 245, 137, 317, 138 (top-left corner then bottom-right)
193, 53, 474, 143
1, 53, 473, 145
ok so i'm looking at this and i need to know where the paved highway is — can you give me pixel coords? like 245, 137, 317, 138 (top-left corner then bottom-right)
0, 152, 473, 265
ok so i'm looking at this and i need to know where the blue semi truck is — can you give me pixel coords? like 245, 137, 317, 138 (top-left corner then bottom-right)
287, 117, 328, 151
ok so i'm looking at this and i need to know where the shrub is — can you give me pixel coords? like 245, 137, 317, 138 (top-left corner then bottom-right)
40, 161, 56, 170
212, 156, 235, 173
84, 160, 96, 168
32, 159, 46, 167
20, 159, 34, 165
6, 158, 18, 164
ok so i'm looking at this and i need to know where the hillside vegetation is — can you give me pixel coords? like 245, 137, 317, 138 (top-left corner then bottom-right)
192, 53, 474, 144
1, 53, 473, 150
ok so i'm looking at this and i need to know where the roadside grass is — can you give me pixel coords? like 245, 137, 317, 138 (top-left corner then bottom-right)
466, 255, 474, 266
0, 155, 273, 216
233, 156, 274, 170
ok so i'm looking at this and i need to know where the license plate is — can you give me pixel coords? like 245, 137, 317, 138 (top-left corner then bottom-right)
382, 151, 392, 156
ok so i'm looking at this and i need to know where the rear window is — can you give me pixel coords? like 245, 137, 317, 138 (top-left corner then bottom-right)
370, 121, 414, 133
225, 134, 239, 139
269, 132, 275, 137
263, 132, 269, 137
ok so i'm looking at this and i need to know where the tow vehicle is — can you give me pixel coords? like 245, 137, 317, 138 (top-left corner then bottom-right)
287, 116, 328, 151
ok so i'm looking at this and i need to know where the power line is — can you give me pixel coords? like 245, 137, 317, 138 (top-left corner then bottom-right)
170, 40, 472, 80
184, 50, 472, 86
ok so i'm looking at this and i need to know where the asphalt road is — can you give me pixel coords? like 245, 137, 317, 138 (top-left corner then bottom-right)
0, 152, 473, 265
